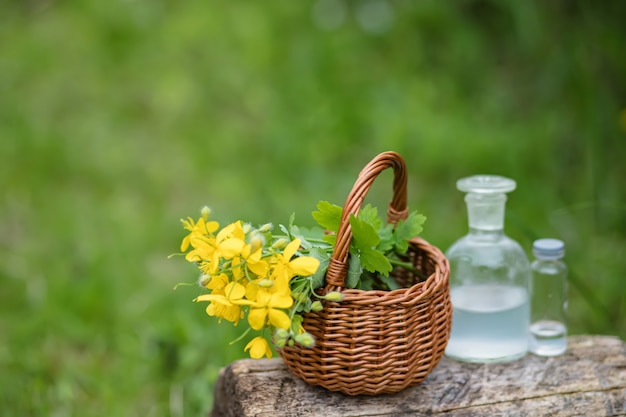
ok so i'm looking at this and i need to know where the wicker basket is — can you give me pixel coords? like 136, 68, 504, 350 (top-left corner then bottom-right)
279, 151, 452, 396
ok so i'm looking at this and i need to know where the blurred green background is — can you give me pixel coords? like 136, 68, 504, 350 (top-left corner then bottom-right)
1, 0, 625, 415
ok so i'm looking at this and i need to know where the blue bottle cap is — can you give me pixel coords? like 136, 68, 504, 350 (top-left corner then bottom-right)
533, 238, 565, 259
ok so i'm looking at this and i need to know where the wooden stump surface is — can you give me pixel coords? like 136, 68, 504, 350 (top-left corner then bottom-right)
211, 335, 626, 417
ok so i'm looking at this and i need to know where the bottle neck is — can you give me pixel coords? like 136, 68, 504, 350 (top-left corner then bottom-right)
534, 256, 564, 263
465, 192, 507, 234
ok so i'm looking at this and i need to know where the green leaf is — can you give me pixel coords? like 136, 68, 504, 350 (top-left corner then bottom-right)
304, 297, 312, 313
278, 212, 298, 240
291, 225, 327, 250
312, 201, 342, 232
289, 225, 311, 249
393, 211, 426, 253
308, 247, 330, 289
377, 223, 395, 252
346, 253, 362, 289
359, 274, 375, 291
348, 214, 380, 250
291, 315, 303, 334
377, 274, 401, 291
357, 204, 382, 231
279, 223, 291, 239
360, 247, 392, 276
296, 226, 326, 241
322, 233, 337, 247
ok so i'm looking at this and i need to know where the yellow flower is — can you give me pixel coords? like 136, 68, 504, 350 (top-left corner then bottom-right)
244, 336, 272, 359
231, 243, 269, 282
201, 222, 246, 274
247, 290, 293, 330
185, 235, 216, 263
180, 216, 219, 252
195, 282, 250, 324
215, 222, 246, 258
269, 239, 320, 292
191, 222, 247, 273
243, 243, 269, 277
196, 282, 248, 305
206, 273, 229, 290
206, 300, 243, 324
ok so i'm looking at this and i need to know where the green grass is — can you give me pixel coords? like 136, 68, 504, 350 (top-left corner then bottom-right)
1, 1, 625, 415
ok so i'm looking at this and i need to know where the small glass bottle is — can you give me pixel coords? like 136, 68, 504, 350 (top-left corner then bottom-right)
445, 175, 531, 363
529, 238, 568, 356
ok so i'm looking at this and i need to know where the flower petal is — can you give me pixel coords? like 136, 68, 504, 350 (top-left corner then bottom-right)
244, 336, 272, 359
207, 274, 229, 290
245, 283, 260, 302
247, 258, 269, 278
271, 275, 290, 294
195, 294, 230, 306
224, 282, 246, 301
289, 256, 320, 277
283, 239, 301, 260
180, 236, 191, 252
254, 290, 272, 306
216, 222, 236, 242
246, 246, 262, 263
268, 309, 292, 330
207, 302, 242, 323
203, 220, 220, 234
248, 308, 267, 330
269, 293, 293, 309
219, 239, 245, 259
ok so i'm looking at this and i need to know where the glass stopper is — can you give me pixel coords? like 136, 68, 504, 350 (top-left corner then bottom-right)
457, 175, 517, 194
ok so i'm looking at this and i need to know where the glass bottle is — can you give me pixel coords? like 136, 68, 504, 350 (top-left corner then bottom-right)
445, 175, 531, 363
529, 238, 568, 356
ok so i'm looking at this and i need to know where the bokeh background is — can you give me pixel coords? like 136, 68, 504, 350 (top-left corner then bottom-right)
2, 0, 625, 415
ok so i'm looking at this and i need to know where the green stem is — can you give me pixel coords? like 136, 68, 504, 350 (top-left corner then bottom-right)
228, 327, 252, 345
271, 234, 329, 244
172, 282, 197, 290
388, 258, 427, 281
287, 279, 309, 320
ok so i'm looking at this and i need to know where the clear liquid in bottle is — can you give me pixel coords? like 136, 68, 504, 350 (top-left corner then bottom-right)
445, 175, 531, 363
447, 284, 529, 362
529, 238, 568, 357
530, 320, 567, 356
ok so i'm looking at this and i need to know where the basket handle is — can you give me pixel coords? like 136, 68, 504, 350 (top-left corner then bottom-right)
325, 151, 408, 288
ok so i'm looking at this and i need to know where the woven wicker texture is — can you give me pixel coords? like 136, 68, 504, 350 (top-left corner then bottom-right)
279, 151, 452, 396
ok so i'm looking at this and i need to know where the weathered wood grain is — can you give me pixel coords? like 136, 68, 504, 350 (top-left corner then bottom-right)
211, 335, 626, 417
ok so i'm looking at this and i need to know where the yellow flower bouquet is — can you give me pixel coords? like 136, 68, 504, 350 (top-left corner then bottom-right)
175, 201, 426, 359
